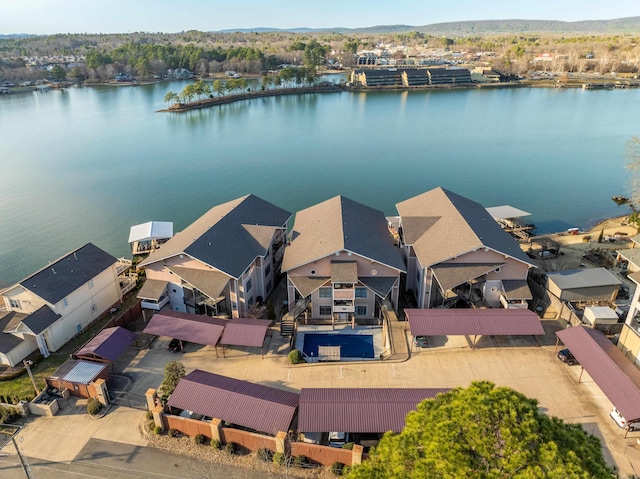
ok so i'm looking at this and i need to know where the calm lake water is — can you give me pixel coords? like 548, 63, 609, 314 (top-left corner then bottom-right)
1, 80, 639, 285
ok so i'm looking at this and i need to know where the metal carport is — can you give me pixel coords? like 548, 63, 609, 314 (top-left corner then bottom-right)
405, 308, 545, 348
556, 326, 640, 433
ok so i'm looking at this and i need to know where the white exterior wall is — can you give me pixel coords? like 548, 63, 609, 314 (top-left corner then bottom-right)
45, 266, 121, 352
0, 335, 38, 367
2, 286, 46, 314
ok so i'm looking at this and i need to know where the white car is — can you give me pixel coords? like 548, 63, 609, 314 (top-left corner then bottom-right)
610, 407, 640, 430
328, 432, 349, 448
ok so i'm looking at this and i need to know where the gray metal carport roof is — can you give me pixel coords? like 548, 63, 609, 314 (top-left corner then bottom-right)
556, 326, 640, 424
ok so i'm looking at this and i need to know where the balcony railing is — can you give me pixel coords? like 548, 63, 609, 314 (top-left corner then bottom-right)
116, 258, 132, 276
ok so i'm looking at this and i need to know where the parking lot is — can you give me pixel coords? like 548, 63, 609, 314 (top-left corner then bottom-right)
5, 318, 640, 477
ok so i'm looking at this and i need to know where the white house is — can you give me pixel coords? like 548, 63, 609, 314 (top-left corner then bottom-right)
0, 243, 125, 366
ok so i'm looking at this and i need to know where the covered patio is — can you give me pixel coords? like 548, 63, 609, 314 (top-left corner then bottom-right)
128, 221, 173, 255
74, 326, 138, 364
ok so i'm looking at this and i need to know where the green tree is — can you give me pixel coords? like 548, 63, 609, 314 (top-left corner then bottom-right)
49, 65, 66, 81
213, 79, 224, 96
303, 40, 329, 72
160, 361, 185, 397
163, 91, 177, 106
347, 381, 614, 479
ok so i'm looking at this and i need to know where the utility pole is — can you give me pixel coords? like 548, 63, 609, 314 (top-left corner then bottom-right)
11, 436, 33, 479
23, 360, 40, 396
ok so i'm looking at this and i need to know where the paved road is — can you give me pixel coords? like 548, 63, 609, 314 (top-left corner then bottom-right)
0, 438, 272, 479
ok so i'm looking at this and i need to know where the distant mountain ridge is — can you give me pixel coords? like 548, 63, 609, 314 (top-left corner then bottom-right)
216, 17, 640, 35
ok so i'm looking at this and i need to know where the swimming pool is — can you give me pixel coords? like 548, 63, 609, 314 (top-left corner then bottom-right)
302, 334, 375, 359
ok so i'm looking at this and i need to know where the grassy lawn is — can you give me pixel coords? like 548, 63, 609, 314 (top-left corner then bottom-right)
0, 294, 141, 403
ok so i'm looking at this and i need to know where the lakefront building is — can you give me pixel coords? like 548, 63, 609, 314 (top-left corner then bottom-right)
391, 187, 535, 309
282, 196, 405, 322
137, 195, 291, 318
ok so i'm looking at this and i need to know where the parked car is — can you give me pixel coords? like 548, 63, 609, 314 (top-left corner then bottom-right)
168, 338, 183, 352
610, 407, 640, 430
413, 335, 429, 348
557, 349, 578, 366
301, 432, 322, 444
328, 432, 349, 448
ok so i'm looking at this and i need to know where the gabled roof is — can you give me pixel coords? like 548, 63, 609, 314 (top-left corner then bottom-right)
74, 326, 137, 363
137, 279, 169, 301
166, 266, 229, 301
282, 196, 405, 273
396, 188, 534, 268
556, 326, 640, 423
430, 263, 505, 291
0, 312, 24, 353
168, 370, 299, 435
359, 277, 398, 298
19, 243, 117, 305
299, 388, 449, 433
21, 305, 62, 335
546, 268, 621, 290
139, 195, 291, 279
288, 276, 330, 298
128, 221, 173, 243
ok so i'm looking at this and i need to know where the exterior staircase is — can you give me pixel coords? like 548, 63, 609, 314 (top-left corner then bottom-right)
280, 298, 309, 337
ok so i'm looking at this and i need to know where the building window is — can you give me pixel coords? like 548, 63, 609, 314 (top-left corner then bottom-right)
245, 278, 252, 293
265, 264, 271, 276
319, 306, 332, 316
265, 247, 270, 258
9, 299, 20, 309
88, 280, 94, 289
266, 280, 272, 293
416, 269, 420, 282
62, 298, 68, 308
248, 296, 254, 307
91, 304, 97, 313
355, 305, 367, 316
355, 287, 368, 298
319, 287, 332, 298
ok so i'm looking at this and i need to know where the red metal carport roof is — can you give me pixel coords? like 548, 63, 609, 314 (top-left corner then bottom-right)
167, 370, 299, 435
405, 308, 544, 337
556, 326, 640, 424
298, 388, 450, 433
74, 326, 137, 363
143, 310, 226, 347
220, 318, 271, 347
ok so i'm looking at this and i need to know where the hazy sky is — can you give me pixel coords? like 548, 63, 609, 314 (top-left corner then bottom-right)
2, 0, 640, 34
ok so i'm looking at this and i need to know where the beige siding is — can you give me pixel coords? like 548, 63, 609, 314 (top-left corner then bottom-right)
46, 266, 121, 351
286, 250, 400, 279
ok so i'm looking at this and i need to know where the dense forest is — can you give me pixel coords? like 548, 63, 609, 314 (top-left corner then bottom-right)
2, 26, 640, 83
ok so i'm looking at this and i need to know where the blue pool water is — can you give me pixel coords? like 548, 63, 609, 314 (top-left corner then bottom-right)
302, 334, 374, 359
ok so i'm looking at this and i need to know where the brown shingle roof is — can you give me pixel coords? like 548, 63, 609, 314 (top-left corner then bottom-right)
168, 370, 299, 435
430, 263, 505, 291
331, 261, 358, 283
396, 188, 533, 268
166, 266, 229, 301
282, 196, 405, 273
